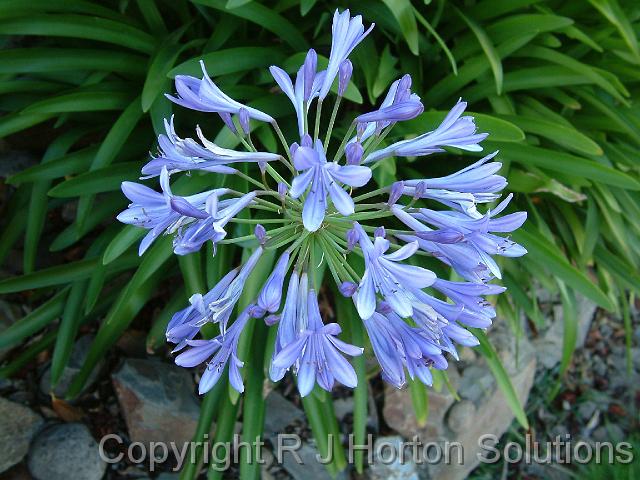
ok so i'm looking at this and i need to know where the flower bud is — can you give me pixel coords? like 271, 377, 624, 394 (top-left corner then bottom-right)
338, 59, 353, 97
238, 107, 250, 135
248, 304, 266, 318
219, 112, 237, 134
255, 224, 267, 245
264, 314, 280, 326
303, 49, 317, 101
339, 281, 358, 297
413, 181, 426, 199
277, 182, 287, 199
346, 227, 360, 251
388, 181, 404, 206
345, 142, 363, 165
289, 142, 299, 157
374, 226, 385, 238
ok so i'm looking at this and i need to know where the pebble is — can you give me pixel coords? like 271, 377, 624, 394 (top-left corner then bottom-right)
27, 423, 106, 480
367, 436, 419, 480
0, 397, 43, 473
111, 358, 201, 447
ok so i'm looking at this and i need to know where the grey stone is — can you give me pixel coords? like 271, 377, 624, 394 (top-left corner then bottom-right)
458, 365, 494, 403
577, 401, 597, 422
333, 397, 354, 421
367, 436, 419, 480
0, 397, 43, 473
0, 151, 37, 178
383, 320, 537, 480
280, 443, 337, 480
592, 424, 625, 443
39, 335, 102, 397
446, 400, 476, 433
533, 294, 596, 371
111, 358, 201, 447
263, 391, 305, 440
27, 423, 106, 480
383, 366, 460, 440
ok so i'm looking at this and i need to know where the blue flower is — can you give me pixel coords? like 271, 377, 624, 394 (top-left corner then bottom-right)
319, 10, 374, 99
271, 288, 363, 396
142, 118, 280, 177
353, 222, 436, 320
168, 60, 273, 123
257, 250, 291, 312
363, 305, 447, 388
172, 191, 257, 255
175, 305, 252, 394
166, 268, 239, 351
356, 75, 423, 134
270, 62, 324, 138
117, 167, 231, 255
365, 99, 488, 163
291, 139, 371, 231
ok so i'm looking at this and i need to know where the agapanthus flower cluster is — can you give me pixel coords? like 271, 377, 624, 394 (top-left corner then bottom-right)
118, 10, 526, 396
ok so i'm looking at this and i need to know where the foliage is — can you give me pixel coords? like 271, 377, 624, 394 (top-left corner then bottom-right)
0, 1, 639, 478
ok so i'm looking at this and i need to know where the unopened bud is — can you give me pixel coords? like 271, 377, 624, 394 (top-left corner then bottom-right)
255, 224, 267, 245
388, 181, 404, 206
238, 107, 250, 135
339, 281, 358, 297
338, 59, 353, 97
345, 142, 363, 165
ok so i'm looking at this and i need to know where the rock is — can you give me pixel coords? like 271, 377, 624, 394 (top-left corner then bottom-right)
263, 391, 305, 440
280, 443, 338, 480
446, 400, 476, 433
592, 424, 624, 443
384, 320, 537, 480
458, 365, 494, 403
367, 436, 419, 480
27, 423, 106, 480
384, 367, 460, 440
39, 335, 102, 397
0, 151, 37, 178
333, 397, 354, 421
631, 348, 640, 371
577, 401, 597, 422
533, 294, 596, 371
111, 358, 201, 447
0, 397, 43, 473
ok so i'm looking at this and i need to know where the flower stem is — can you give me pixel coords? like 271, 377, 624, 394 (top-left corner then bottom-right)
313, 99, 323, 143
334, 122, 356, 162
324, 96, 341, 151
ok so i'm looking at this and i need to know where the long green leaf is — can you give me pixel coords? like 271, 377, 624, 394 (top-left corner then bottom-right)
513, 227, 614, 310
0, 14, 155, 53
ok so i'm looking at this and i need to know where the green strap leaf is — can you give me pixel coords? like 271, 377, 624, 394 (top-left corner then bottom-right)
381, 0, 420, 55
456, 8, 503, 95
0, 48, 146, 75
513, 227, 614, 310
192, 0, 308, 50
0, 288, 69, 350
0, 14, 155, 53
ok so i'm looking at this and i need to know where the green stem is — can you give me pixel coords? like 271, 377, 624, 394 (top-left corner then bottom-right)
324, 96, 341, 150
334, 122, 356, 162
314, 99, 323, 142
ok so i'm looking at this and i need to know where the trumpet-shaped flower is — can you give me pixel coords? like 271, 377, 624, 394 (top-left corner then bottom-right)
168, 60, 273, 122
365, 99, 488, 163
271, 289, 363, 396
319, 10, 373, 99
290, 139, 371, 231
175, 306, 252, 394
353, 222, 436, 320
